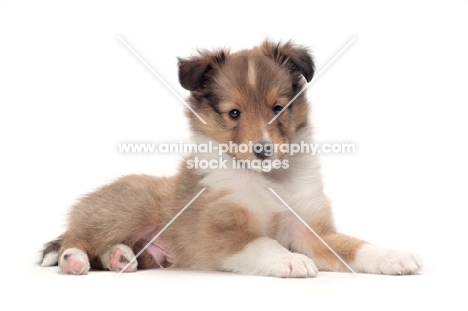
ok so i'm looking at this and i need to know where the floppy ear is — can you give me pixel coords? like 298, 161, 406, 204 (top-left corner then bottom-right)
177, 49, 227, 91
261, 41, 315, 82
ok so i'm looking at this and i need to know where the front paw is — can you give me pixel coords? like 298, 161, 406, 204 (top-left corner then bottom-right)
271, 253, 318, 278
353, 244, 423, 275
221, 237, 318, 278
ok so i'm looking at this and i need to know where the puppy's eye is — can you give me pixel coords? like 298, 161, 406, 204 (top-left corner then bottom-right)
273, 105, 284, 114
229, 109, 241, 119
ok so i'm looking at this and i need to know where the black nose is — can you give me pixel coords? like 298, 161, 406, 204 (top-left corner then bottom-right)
253, 141, 273, 159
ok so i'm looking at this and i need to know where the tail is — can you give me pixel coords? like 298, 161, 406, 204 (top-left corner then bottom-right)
40, 237, 63, 267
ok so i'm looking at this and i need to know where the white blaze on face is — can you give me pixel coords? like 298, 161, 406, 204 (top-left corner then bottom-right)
248, 60, 257, 88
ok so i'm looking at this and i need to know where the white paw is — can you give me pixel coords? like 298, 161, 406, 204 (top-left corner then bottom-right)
270, 253, 318, 278
353, 244, 423, 275
221, 237, 318, 278
59, 248, 90, 275
100, 244, 137, 272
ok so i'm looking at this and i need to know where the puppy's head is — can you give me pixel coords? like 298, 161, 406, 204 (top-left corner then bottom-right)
178, 40, 314, 161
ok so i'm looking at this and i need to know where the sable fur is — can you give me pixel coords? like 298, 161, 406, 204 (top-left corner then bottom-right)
41, 40, 422, 276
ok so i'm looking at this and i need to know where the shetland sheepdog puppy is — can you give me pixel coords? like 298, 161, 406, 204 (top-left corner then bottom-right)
41, 41, 422, 277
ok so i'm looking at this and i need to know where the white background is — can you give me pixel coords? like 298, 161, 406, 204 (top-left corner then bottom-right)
1, 0, 467, 309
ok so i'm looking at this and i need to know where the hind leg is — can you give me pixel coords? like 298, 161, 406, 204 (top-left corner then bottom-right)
56, 236, 91, 275
49, 175, 168, 274
58, 242, 139, 274
98, 244, 138, 272
58, 243, 140, 274
97, 243, 161, 271
59, 248, 90, 275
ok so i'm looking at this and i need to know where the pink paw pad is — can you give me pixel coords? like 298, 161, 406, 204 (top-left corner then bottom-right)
59, 248, 90, 275
110, 248, 130, 269
103, 244, 137, 272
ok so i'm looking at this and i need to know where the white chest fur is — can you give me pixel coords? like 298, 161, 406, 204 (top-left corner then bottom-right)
198, 161, 284, 234
192, 129, 331, 233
